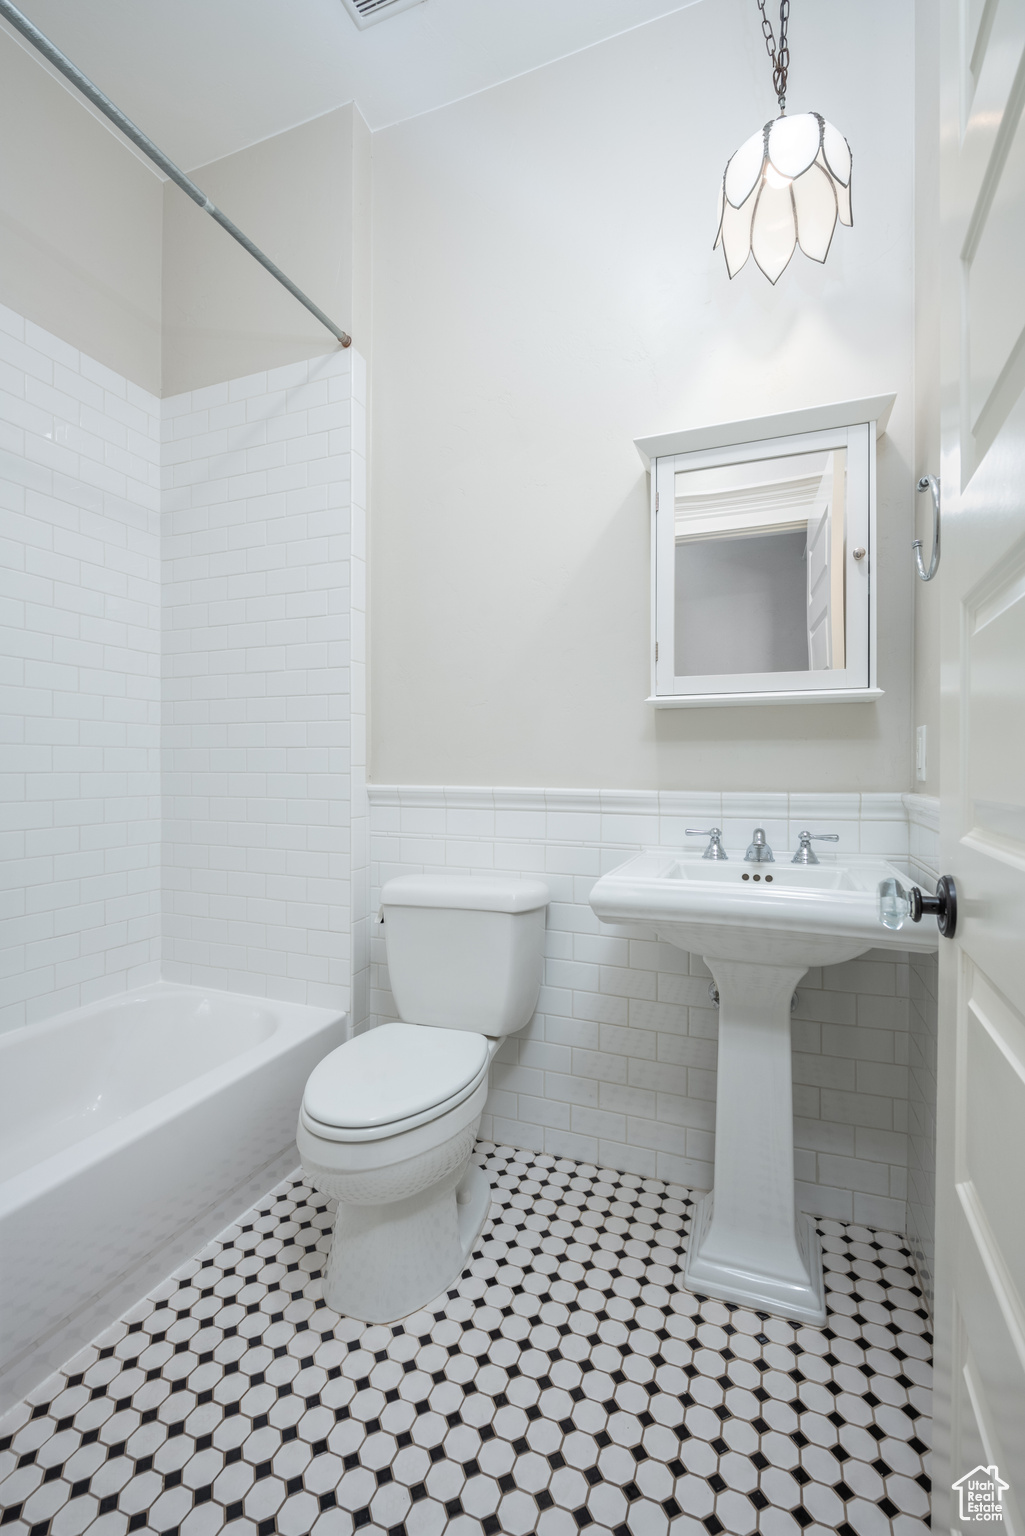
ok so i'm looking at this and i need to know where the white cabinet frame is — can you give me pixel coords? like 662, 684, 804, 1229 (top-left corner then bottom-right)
638, 397, 893, 708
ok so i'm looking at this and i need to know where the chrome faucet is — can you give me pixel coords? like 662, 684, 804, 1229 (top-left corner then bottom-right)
744, 827, 774, 863
792, 830, 840, 864
686, 827, 728, 860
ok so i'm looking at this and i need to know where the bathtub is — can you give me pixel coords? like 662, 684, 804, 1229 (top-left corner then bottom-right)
0, 983, 345, 1415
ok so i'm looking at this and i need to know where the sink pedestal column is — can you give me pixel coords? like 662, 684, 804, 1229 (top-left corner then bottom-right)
682, 957, 826, 1325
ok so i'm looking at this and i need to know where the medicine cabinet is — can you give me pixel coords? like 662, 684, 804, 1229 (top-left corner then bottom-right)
636, 395, 894, 707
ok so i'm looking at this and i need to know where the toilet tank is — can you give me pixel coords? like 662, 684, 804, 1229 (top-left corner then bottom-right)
380, 873, 549, 1036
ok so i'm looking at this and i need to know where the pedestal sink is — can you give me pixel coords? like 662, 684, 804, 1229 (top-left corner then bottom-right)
589, 850, 938, 1324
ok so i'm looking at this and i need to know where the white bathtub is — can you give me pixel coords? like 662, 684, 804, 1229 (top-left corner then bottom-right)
0, 983, 345, 1415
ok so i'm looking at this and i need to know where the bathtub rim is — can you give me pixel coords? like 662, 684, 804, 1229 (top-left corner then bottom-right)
0, 981, 346, 1215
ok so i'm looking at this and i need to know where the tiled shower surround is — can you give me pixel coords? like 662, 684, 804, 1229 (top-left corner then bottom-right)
370, 789, 941, 1242
160, 349, 366, 1018
160, 351, 368, 1019
1, 308, 367, 1030
0, 306, 161, 1033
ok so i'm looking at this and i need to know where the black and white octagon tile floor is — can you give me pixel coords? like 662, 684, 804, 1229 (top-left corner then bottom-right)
0, 1144, 933, 1536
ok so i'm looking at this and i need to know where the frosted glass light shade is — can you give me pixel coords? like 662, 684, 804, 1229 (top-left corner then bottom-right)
715, 112, 852, 283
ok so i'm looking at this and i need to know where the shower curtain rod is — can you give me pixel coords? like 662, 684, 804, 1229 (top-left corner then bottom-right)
0, 0, 352, 349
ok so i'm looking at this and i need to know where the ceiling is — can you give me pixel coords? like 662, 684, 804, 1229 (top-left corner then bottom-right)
9, 0, 701, 171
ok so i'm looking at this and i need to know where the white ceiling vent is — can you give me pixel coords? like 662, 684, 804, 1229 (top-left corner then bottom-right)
340, 0, 425, 28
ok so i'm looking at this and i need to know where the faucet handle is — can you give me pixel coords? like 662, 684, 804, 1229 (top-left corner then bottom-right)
792, 830, 840, 865
686, 827, 728, 860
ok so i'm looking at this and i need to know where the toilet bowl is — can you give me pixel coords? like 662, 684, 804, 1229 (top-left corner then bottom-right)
297, 873, 549, 1323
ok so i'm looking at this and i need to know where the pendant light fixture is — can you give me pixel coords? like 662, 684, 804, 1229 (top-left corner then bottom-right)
714, 0, 852, 283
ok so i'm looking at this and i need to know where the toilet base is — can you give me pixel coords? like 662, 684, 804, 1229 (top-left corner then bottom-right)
323, 1159, 492, 1323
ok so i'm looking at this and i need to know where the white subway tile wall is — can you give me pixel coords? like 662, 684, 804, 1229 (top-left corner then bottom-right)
161, 352, 361, 1012
0, 307, 161, 1032
370, 787, 929, 1230
904, 793, 940, 1306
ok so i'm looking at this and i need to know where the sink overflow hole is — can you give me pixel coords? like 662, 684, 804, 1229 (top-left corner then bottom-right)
708, 982, 798, 1012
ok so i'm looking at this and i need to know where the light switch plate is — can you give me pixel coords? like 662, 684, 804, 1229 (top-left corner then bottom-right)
916, 724, 927, 782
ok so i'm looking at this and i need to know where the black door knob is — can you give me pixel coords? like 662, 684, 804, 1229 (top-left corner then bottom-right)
908, 873, 957, 939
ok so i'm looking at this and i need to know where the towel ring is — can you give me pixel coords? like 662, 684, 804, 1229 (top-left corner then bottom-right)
914, 475, 940, 581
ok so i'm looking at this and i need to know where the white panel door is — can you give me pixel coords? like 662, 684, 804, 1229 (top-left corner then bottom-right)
933, 0, 1025, 1527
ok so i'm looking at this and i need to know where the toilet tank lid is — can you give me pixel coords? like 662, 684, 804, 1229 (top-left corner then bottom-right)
381, 873, 549, 913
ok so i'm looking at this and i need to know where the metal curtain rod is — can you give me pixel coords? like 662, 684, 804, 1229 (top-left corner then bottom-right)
0, 0, 352, 348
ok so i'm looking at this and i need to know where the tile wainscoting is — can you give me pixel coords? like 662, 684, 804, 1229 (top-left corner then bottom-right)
369, 788, 941, 1244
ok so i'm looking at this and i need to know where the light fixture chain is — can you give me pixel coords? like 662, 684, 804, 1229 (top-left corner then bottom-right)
756, 0, 790, 113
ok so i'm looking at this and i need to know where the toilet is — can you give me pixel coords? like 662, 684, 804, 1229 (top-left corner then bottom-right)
296, 872, 549, 1323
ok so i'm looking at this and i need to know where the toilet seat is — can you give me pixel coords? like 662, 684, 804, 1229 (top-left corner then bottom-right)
299, 1021, 491, 1144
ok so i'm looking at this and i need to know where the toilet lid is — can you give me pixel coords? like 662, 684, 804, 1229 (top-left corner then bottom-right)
302, 1021, 490, 1130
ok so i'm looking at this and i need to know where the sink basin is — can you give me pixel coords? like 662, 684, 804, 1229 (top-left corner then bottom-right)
589, 848, 938, 1326
590, 849, 939, 968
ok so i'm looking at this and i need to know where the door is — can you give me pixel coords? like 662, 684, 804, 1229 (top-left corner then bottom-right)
933, 0, 1025, 1526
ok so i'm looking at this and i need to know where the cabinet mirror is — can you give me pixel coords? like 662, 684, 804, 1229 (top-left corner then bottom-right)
639, 398, 891, 706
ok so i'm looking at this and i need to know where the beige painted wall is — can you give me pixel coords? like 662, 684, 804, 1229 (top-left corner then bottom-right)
369, 0, 918, 792
351, 107, 373, 382
0, 27, 162, 392
912, 0, 941, 797
0, 37, 368, 399
162, 104, 369, 396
